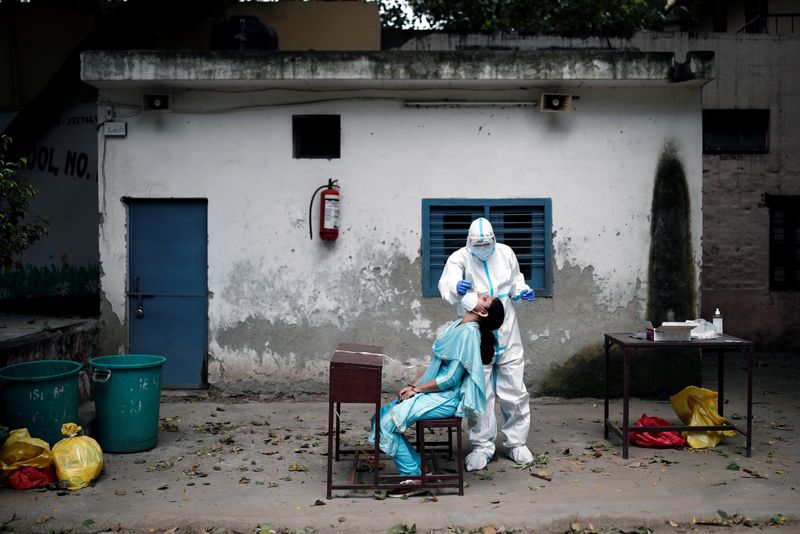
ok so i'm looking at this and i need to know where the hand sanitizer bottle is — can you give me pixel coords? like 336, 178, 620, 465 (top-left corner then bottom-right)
713, 308, 724, 336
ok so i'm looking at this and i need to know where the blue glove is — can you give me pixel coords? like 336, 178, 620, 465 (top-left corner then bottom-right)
520, 288, 535, 301
456, 280, 472, 295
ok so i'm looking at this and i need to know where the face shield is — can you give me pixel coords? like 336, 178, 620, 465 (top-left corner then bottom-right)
466, 218, 496, 261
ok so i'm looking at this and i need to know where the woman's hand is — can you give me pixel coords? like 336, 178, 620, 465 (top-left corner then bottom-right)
398, 385, 417, 401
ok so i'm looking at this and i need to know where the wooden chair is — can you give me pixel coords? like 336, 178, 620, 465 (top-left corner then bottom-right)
415, 417, 465, 495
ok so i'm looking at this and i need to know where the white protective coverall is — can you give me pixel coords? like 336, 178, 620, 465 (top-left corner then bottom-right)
438, 218, 533, 469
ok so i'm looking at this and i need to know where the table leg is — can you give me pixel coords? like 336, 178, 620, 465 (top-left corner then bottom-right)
603, 337, 610, 439
335, 402, 341, 461
622, 347, 630, 459
717, 349, 725, 416
746, 348, 753, 457
326, 401, 334, 499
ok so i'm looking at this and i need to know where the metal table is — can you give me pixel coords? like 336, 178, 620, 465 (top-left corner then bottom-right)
603, 333, 755, 459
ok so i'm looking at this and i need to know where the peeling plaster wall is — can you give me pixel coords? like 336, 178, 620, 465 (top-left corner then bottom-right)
96, 85, 702, 396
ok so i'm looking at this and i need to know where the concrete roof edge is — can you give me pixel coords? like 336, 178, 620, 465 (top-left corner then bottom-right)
80, 49, 715, 87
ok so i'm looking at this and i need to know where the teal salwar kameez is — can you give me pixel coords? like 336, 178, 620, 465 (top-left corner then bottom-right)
369, 320, 487, 476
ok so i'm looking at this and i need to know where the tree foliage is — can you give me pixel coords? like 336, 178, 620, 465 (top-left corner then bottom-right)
0, 136, 48, 267
382, 0, 703, 34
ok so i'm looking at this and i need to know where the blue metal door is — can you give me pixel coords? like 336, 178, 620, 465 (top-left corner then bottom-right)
128, 199, 208, 388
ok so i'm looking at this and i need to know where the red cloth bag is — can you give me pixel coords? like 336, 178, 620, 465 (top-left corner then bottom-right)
7, 466, 58, 490
629, 414, 687, 448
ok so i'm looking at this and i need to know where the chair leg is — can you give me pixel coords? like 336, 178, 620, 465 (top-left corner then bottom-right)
417, 421, 427, 485
448, 425, 454, 459
456, 423, 464, 496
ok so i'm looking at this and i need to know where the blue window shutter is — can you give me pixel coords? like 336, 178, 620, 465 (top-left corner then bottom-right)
423, 199, 552, 297
423, 202, 483, 296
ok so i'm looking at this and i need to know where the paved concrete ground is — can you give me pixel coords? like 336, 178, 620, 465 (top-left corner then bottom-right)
0, 353, 797, 534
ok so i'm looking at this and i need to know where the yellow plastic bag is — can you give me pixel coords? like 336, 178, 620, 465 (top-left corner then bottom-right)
670, 386, 736, 449
0, 429, 52, 480
51, 423, 103, 490
683, 395, 737, 449
670, 386, 719, 424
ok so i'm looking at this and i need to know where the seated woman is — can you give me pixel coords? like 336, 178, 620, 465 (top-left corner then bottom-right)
369, 292, 505, 497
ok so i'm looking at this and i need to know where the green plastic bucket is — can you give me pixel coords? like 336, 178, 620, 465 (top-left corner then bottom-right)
89, 354, 166, 453
0, 360, 82, 446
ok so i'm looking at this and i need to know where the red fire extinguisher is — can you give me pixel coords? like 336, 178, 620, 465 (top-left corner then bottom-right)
308, 179, 340, 241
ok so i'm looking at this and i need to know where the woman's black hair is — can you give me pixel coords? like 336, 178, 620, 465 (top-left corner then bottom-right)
478, 298, 505, 365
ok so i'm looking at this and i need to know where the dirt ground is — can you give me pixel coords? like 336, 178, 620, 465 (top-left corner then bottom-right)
0, 354, 797, 534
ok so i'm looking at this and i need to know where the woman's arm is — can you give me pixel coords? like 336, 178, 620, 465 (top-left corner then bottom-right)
434, 361, 466, 391
400, 361, 466, 400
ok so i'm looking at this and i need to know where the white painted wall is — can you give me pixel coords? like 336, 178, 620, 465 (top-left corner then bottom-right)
97, 84, 702, 393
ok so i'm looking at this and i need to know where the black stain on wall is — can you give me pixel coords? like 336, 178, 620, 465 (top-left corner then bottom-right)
647, 141, 696, 323
641, 141, 701, 394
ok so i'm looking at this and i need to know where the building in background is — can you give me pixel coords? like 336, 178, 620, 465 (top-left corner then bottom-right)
3, 0, 798, 398
81, 48, 712, 395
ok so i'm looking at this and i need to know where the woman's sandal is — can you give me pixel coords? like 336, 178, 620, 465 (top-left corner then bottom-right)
387, 479, 427, 498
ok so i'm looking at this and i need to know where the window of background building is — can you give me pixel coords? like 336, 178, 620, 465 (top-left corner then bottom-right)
766, 195, 800, 291
293, 115, 340, 158
421, 199, 552, 297
703, 109, 769, 154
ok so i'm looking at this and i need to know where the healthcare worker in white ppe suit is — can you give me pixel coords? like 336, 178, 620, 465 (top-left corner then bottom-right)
438, 217, 535, 471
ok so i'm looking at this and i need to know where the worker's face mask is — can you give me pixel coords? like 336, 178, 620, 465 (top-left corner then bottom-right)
469, 243, 495, 262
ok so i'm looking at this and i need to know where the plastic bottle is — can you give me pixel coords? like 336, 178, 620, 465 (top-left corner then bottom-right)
713, 308, 724, 336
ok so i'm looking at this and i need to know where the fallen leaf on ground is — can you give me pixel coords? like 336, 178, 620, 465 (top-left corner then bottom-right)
742, 468, 767, 478
771, 514, 786, 525
288, 462, 308, 472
